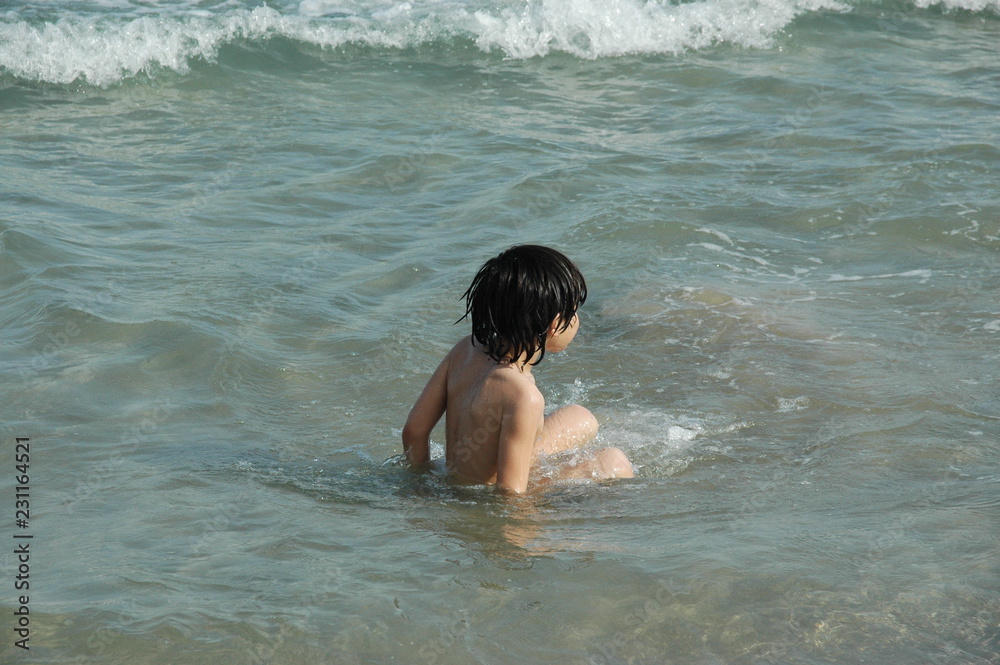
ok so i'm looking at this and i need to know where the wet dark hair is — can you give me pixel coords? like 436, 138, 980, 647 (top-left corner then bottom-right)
458, 245, 587, 366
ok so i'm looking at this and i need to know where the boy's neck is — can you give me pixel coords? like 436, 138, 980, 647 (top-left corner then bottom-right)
488, 346, 539, 372
470, 335, 542, 371
500, 357, 534, 372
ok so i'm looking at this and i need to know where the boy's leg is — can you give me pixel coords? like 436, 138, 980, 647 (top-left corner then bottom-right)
537, 405, 634, 481
537, 405, 599, 456
552, 447, 634, 481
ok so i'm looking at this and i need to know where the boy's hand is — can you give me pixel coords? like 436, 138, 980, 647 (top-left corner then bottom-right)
402, 354, 449, 467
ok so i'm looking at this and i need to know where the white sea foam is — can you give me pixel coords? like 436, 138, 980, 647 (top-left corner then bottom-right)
3, 0, 995, 85
0, 7, 288, 86
697, 227, 736, 246
471, 0, 848, 58
0, 0, 854, 85
690, 242, 773, 266
827, 269, 932, 283
915, 0, 1000, 10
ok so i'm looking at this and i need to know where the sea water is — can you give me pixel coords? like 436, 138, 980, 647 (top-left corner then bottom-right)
1, 0, 998, 663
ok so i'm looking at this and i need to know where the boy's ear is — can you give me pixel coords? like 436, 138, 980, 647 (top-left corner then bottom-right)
545, 316, 561, 338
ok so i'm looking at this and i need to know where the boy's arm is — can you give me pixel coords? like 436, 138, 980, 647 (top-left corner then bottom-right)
401, 354, 449, 468
495, 392, 545, 495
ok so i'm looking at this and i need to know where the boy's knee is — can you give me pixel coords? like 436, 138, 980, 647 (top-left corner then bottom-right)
597, 447, 633, 479
566, 404, 598, 437
540, 404, 600, 455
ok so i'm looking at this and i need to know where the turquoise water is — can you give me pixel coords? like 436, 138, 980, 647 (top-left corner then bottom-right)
2, 0, 999, 663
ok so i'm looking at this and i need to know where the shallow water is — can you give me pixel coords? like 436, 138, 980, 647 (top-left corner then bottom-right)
2, 0, 999, 663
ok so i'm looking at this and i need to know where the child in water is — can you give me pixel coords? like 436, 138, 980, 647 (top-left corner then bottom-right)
402, 245, 633, 495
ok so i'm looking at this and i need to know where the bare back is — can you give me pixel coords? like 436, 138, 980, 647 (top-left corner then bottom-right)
402, 333, 631, 494
442, 337, 544, 484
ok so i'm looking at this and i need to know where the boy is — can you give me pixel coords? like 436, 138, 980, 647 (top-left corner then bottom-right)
402, 245, 633, 495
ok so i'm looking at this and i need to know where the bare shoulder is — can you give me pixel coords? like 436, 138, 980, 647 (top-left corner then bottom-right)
438, 335, 479, 369
445, 335, 544, 414
491, 364, 545, 413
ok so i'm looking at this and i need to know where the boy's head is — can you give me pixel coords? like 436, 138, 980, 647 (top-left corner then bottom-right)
460, 245, 587, 365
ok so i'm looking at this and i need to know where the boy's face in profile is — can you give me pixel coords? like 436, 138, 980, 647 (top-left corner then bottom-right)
545, 313, 580, 354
